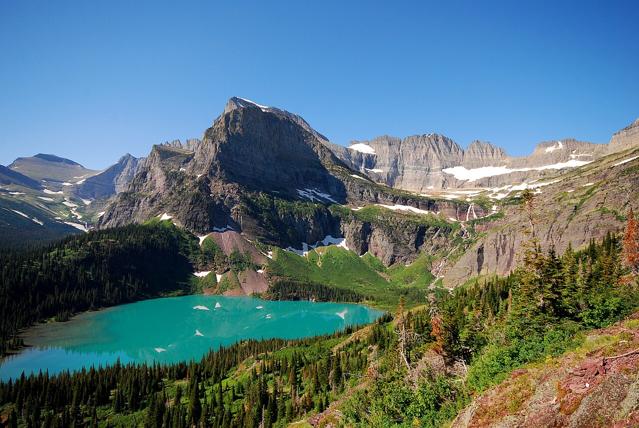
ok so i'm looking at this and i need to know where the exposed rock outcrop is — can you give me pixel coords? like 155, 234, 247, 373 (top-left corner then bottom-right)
609, 118, 639, 152
452, 314, 639, 428
74, 154, 141, 199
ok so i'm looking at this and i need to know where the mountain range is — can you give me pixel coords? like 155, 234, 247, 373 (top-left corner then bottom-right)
1, 97, 638, 288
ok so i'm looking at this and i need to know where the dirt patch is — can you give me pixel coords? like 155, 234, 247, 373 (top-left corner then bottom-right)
208, 231, 267, 264
238, 269, 269, 295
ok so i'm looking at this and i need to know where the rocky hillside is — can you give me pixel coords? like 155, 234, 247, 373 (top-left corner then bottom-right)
443, 145, 639, 286
452, 314, 639, 427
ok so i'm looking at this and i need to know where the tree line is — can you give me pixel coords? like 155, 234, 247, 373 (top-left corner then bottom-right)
0, 222, 198, 355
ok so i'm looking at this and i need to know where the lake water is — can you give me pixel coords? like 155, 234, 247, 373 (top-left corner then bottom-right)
0, 295, 383, 380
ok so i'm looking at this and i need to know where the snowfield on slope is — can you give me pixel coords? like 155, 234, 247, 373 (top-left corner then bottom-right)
348, 143, 376, 154
443, 159, 591, 182
286, 235, 349, 257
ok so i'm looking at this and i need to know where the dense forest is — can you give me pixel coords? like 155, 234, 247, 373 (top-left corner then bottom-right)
266, 279, 366, 302
0, 222, 198, 355
1, 209, 637, 426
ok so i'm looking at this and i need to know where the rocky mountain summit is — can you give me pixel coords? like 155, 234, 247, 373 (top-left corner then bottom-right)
99, 97, 480, 266
9, 153, 98, 184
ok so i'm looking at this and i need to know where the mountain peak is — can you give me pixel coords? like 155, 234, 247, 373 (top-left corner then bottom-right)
222, 96, 329, 143
224, 97, 271, 114
33, 153, 81, 166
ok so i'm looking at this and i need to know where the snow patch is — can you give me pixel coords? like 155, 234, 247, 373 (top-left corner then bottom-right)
348, 143, 376, 155
216, 274, 223, 283
582, 182, 595, 187
80, 198, 92, 206
75, 178, 86, 184
38, 196, 54, 202
365, 168, 383, 173
443, 160, 591, 182
212, 225, 234, 232
31, 217, 44, 226
62, 182, 73, 186
350, 174, 368, 181
613, 155, 639, 167
377, 204, 434, 215
9, 191, 25, 195
64, 222, 88, 232
237, 97, 270, 111
97, 211, 106, 217
11, 209, 28, 218
63, 200, 78, 208
193, 271, 211, 277
286, 235, 349, 256
43, 189, 63, 195
544, 141, 564, 153
159, 213, 172, 221
297, 188, 337, 203
486, 179, 561, 200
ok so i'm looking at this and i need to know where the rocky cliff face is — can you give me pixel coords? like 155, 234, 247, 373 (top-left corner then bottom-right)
609, 118, 639, 152
188, 97, 347, 200
74, 154, 141, 199
332, 135, 609, 193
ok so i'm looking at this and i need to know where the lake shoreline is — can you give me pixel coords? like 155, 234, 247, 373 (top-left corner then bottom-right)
0, 295, 384, 381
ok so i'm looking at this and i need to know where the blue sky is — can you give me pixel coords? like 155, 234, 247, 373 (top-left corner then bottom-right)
1, 0, 638, 169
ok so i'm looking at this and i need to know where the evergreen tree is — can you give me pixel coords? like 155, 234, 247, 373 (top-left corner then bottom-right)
623, 208, 639, 274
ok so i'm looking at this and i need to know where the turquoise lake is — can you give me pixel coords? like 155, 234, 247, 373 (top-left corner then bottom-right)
0, 295, 383, 380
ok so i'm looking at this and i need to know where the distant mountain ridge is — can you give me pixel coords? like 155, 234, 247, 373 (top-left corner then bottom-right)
329, 134, 610, 192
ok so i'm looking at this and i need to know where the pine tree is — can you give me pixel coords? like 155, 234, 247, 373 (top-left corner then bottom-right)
188, 378, 202, 424
623, 208, 639, 275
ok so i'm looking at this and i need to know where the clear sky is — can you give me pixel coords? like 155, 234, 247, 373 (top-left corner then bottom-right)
1, 0, 638, 169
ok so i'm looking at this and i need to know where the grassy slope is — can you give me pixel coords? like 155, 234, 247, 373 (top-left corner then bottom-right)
266, 246, 435, 309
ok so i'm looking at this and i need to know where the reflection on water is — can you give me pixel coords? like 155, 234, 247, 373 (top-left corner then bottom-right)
1, 295, 382, 380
